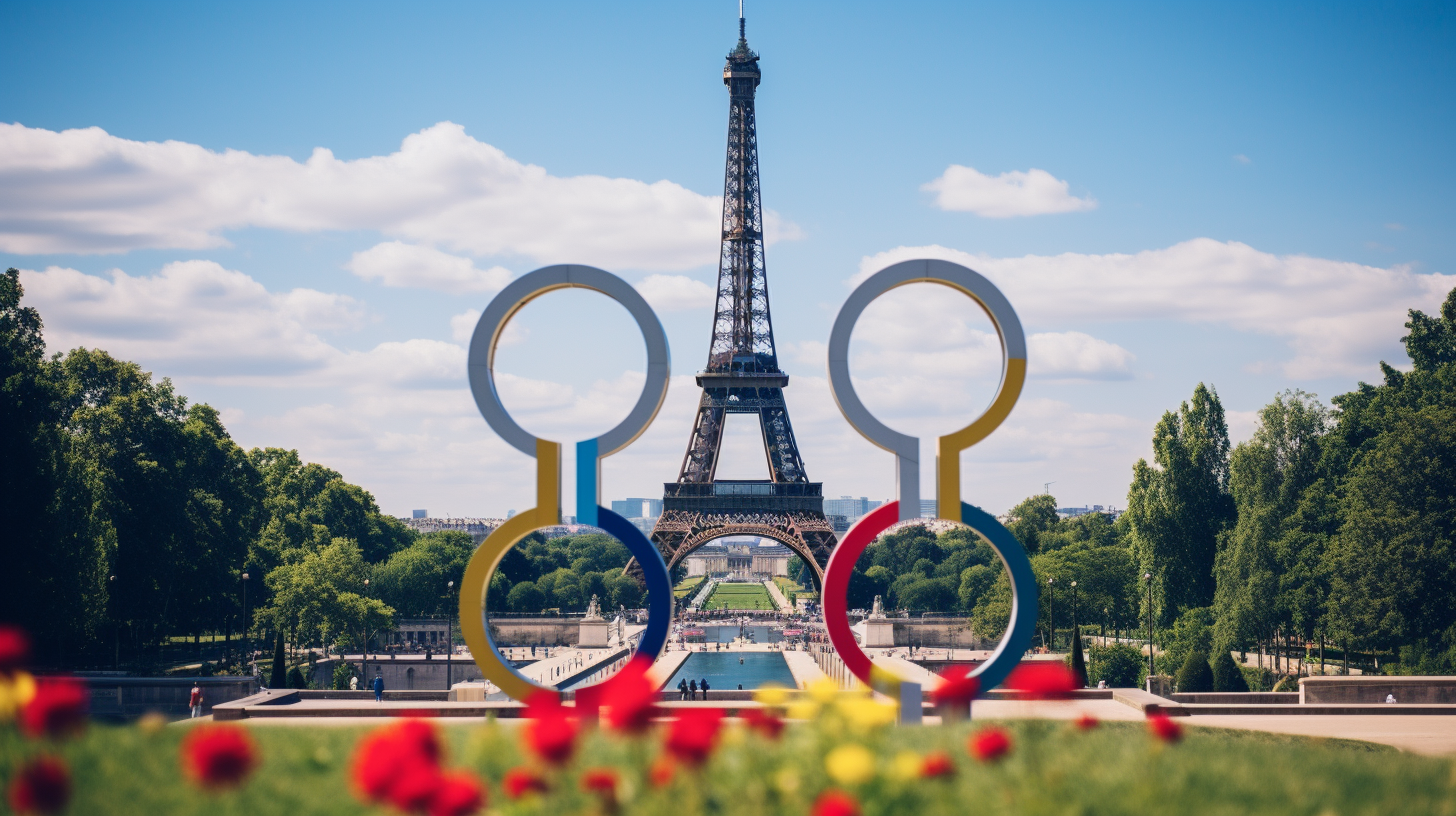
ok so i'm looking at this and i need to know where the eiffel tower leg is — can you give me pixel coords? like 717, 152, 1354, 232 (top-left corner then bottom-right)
679, 402, 726, 483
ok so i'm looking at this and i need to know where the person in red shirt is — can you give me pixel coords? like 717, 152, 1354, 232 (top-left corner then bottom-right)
189, 684, 203, 718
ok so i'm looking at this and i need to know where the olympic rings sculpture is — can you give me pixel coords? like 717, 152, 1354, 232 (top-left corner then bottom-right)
457, 258, 1038, 705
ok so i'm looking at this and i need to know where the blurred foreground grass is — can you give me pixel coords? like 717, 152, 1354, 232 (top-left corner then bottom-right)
2, 717, 1453, 815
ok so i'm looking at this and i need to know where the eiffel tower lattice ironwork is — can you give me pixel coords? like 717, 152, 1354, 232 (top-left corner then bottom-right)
646, 11, 837, 589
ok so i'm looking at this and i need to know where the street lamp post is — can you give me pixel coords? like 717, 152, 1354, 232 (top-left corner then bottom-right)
446, 580, 455, 691
1143, 572, 1154, 680
1070, 580, 1079, 635
362, 578, 370, 686
1046, 577, 1056, 651
241, 571, 251, 676
109, 574, 117, 669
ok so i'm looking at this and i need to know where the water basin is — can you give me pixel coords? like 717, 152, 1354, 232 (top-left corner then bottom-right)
665, 651, 796, 691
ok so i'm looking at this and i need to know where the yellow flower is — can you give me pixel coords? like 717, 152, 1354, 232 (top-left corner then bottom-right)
755, 683, 789, 707
722, 723, 748, 747
773, 767, 801, 794
0, 671, 36, 721
838, 697, 898, 732
786, 699, 821, 721
890, 750, 923, 782
808, 678, 840, 704
825, 744, 876, 786
136, 711, 168, 735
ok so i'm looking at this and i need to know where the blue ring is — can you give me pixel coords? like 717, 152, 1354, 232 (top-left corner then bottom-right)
961, 501, 1038, 692
595, 506, 673, 665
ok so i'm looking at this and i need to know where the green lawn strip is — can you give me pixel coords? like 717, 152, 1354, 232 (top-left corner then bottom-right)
1, 719, 1450, 816
702, 582, 774, 610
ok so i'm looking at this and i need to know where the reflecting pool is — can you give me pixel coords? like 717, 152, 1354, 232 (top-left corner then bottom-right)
665, 652, 796, 691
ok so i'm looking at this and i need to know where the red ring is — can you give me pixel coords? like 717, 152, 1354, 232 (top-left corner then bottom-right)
822, 502, 903, 686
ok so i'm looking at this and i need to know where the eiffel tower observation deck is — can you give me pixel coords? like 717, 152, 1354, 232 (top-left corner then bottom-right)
645, 10, 837, 587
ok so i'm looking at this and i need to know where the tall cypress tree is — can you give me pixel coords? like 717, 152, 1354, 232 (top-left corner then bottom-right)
270, 631, 286, 688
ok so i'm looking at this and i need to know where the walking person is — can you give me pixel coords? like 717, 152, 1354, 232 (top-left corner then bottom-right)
678, 678, 689, 701
689, 679, 698, 701
372, 670, 384, 703
189, 684, 203, 719
700, 678, 710, 700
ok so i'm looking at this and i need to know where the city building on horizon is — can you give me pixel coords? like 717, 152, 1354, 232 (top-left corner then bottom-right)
412, 509, 427, 519
611, 498, 663, 519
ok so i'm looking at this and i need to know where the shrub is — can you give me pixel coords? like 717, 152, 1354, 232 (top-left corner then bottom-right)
1175, 650, 1214, 693
1211, 650, 1250, 692
1088, 643, 1142, 687
332, 662, 355, 690
287, 666, 308, 689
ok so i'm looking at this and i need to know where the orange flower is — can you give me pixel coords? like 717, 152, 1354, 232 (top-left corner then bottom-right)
664, 708, 724, 767
21, 677, 87, 739
1147, 712, 1183, 743
1074, 712, 1099, 731
180, 724, 258, 789
919, 751, 956, 779
429, 771, 486, 816
648, 755, 676, 788
742, 707, 785, 739
812, 789, 862, 816
502, 766, 550, 799
7, 756, 69, 815
0, 626, 31, 675
1005, 662, 1077, 700
969, 726, 1012, 763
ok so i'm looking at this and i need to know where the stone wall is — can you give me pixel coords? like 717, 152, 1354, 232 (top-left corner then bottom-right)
78, 675, 259, 721
1300, 675, 1456, 704
311, 656, 489, 691
488, 619, 582, 647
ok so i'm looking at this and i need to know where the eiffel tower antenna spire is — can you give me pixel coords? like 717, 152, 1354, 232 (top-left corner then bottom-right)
739, 0, 745, 41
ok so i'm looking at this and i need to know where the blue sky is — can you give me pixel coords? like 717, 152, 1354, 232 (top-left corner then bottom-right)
2, 1, 1453, 517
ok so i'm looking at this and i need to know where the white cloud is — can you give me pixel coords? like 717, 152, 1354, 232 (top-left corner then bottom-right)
1233, 154, 1252, 165
634, 274, 716, 311
856, 239, 1456, 378
921, 165, 1097, 218
346, 241, 512, 294
1028, 332, 1135, 380
20, 261, 361, 382
0, 122, 799, 269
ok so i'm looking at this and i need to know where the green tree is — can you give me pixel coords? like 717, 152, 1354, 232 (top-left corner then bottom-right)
1211, 650, 1250, 692
270, 631, 286, 688
1088, 643, 1142, 687
1126, 383, 1235, 626
1067, 626, 1088, 687
1175, 649, 1215, 693
374, 531, 474, 617
1005, 494, 1059, 555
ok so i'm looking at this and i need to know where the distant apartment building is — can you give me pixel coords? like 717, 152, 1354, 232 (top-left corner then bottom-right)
610, 498, 663, 519
823, 496, 882, 523
1057, 505, 1122, 522
412, 509, 427, 519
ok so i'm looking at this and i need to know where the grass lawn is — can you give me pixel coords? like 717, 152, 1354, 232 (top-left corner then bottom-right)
2, 717, 1452, 815
673, 577, 704, 600
704, 582, 774, 611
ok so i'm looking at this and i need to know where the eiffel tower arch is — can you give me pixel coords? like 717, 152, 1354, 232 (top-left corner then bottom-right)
630, 12, 837, 590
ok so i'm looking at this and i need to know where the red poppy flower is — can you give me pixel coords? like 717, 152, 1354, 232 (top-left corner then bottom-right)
429, 771, 486, 816
969, 726, 1012, 763
931, 665, 979, 709
21, 677, 88, 739
812, 789, 862, 816
664, 708, 724, 767
180, 724, 259, 789
648, 755, 675, 788
352, 719, 443, 802
0, 626, 31, 674
1074, 712, 1099, 731
388, 762, 443, 813
598, 657, 658, 734
580, 767, 618, 797
920, 751, 956, 779
502, 767, 549, 799
7, 756, 70, 815
1005, 662, 1078, 700
1147, 712, 1183, 743
522, 694, 579, 766
741, 707, 785, 740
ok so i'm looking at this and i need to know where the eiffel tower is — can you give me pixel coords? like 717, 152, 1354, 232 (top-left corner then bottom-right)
646, 10, 836, 588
